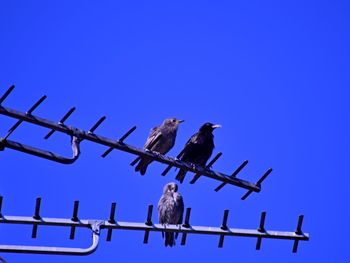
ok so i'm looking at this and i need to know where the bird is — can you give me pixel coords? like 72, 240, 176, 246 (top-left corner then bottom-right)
158, 182, 184, 247
135, 118, 184, 175
175, 122, 221, 183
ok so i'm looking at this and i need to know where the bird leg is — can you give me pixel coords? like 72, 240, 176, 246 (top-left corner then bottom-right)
161, 223, 166, 238
190, 163, 197, 170
153, 151, 162, 157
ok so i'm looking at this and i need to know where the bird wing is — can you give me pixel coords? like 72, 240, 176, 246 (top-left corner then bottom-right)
176, 193, 184, 225
179, 131, 214, 166
158, 193, 184, 224
158, 194, 172, 224
178, 132, 199, 159
174, 193, 184, 240
144, 126, 161, 150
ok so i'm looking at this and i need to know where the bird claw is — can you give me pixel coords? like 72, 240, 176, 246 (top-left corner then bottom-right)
190, 163, 197, 170
145, 149, 162, 156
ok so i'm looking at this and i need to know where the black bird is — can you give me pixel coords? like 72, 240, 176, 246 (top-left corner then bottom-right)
135, 118, 184, 175
158, 182, 184, 247
175, 122, 221, 183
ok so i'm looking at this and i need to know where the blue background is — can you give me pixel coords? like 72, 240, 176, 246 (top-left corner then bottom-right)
1, 1, 349, 262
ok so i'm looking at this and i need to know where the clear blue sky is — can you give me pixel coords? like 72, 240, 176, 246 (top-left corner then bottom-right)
0, 1, 349, 262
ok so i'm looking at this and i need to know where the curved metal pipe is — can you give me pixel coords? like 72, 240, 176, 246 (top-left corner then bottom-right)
0, 137, 81, 164
0, 222, 101, 256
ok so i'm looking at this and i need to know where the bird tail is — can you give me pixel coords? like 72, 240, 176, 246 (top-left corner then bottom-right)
135, 158, 152, 175
175, 169, 187, 183
165, 232, 175, 247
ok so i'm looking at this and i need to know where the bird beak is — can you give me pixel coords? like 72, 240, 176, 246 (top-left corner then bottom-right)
177, 120, 185, 123
212, 124, 221, 129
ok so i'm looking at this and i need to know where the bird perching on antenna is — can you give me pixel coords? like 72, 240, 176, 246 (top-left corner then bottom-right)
158, 182, 184, 247
135, 118, 184, 175
176, 122, 221, 183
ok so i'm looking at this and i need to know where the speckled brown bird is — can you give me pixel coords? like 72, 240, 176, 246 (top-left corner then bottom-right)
135, 118, 184, 175
158, 182, 184, 247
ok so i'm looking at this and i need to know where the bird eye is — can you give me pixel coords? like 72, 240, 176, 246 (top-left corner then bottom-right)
172, 119, 176, 122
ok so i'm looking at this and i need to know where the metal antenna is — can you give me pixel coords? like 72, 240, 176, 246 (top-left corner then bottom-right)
293, 215, 305, 253
0, 196, 3, 218
256, 211, 266, 250
241, 168, 273, 200
214, 160, 249, 191
88, 116, 106, 134
44, 107, 76, 139
0, 85, 15, 105
102, 126, 137, 158
0, 197, 309, 256
31, 198, 42, 238
70, 201, 80, 240
161, 148, 186, 176
106, 202, 116, 242
0, 87, 309, 257
218, 209, 229, 248
190, 152, 223, 184
4, 95, 47, 140
143, 205, 153, 244
181, 208, 192, 245
0, 86, 272, 198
